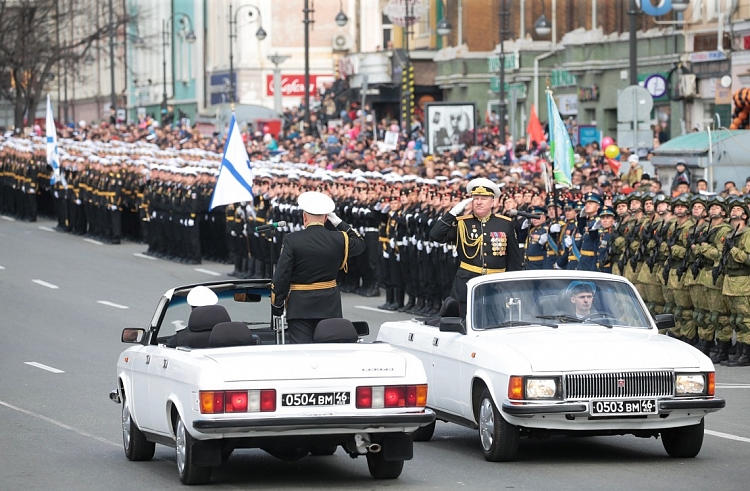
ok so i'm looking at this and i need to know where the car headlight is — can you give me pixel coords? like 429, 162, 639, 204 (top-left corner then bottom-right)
675, 374, 706, 396
525, 378, 558, 399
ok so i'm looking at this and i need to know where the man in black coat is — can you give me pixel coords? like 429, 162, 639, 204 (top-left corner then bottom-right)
430, 178, 523, 318
271, 191, 366, 343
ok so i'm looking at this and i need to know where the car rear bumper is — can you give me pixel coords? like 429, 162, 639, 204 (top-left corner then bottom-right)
192, 410, 436, 434
502, 397, 725, 416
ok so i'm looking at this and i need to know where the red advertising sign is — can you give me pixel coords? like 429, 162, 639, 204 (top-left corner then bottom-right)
265, 74, 334, 97
744, 35, 750, 50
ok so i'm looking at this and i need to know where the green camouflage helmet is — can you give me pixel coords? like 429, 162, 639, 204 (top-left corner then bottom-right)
627, 191, 643, 203
641, 192, 656, 205
708, 195, 728, 213
690, 194, 708, 210
613, 193, 628, 206
671, 193, 691, 208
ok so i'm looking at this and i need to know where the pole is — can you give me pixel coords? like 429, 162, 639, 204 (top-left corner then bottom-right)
404, 0, 411, 132
162, 19, 168, 112
360, 74, 368, 141
108, 0, 117, 117
629, 0, 638, 86
273, 64, 283, 113
228, 3, 234, 104
303, 0, 312, 135
498, 0, 509, 146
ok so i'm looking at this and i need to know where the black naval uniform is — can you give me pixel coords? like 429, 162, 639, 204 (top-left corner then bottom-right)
271, 220, 366, 344
430, 211, 523, 317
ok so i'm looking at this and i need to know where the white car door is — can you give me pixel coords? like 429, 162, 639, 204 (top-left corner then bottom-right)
430, 331, 465, 416
147, 345, 177, 436
129, 345, 158, 431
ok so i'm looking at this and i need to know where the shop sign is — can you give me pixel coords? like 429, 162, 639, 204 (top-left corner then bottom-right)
265, 75, 334, 97
488, 52, 519, 72
489, 78, 526, 98
689, 51, 728, 62
578, 85, 599, 102
551, 69, 577, 88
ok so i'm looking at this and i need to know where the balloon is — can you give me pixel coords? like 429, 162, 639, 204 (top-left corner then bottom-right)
601, 136, 614, 148
604, 144, 620, 159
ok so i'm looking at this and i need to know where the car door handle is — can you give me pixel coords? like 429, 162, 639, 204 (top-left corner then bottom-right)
432, 337, 439, 347
145, 355, 151, 365
408, 333, 414, 342
162, 359, 169, 369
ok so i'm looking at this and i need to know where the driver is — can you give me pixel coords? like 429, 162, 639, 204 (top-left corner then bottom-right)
168, 286, 219, 348
567, 281, 596, 318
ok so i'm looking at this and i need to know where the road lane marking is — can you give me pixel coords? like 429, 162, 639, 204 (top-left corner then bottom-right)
98, 300, 129, 309
716, 385, 750, 389
32, 279, 59, 289
38, 226, 55, 232
1, 216, 14, 221
133, 252, 157, 260
706, 430, 750, 444
0, 265, 5, 269
0, 400, 119, 448
83, 238, 103, 246
195, 268, 221, 276
24, 362, 65, 373
355, 306, 395, 314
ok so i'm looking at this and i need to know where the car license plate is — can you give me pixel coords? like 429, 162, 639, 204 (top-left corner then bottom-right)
281, 392, 350, 407
591, 399, 658, 416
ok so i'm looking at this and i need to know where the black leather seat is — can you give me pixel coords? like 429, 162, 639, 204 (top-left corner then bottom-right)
313, 318, 359, 343
425, 297, 461, 326
533, 295, 561, 318
180, 305, 231, 348
209, 322, 261, 347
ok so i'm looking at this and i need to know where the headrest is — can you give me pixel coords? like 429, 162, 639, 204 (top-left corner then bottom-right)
188, 305, 231, 332
438, 297, 460, 318
209, 322, 261, 347
313, 318, 359, 343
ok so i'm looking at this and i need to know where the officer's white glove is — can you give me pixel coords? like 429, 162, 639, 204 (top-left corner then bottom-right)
443, 244, 449, 253
402, 237, 409, 246
449, 198, 473, 216
110, 205, 118, 211
327, 212, 342, 227
383, 251, 390, 259
417, 241, 423, 251
550, 223, 561, 233
553, 263, 561, 270
242, 224, 248, 236
521, 219, 530, 230
187, 219, 194, 227
591, 220, 602, 231
538, 233, 549, 245
151, 211, 157, 218
54, 191, 59, 198
410, 236, 417, 245
230, 230, 237, 237
390, 238, 396, 249
452, 248, 458, 257
564, 236, 573, 248
75, 199, 82, 205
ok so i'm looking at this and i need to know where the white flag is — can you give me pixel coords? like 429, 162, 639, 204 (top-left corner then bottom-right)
209, 114, 254, 210
45, 94, 66, 188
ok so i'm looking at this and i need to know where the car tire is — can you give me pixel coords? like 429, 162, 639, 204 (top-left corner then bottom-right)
175, 416, 212, 485
309, 445, 338, 456
122, 398, 155, 461
412, 420, 436, 442
478, 388, 519, 462
366, 451, 404, 479
661, 418, 704, 458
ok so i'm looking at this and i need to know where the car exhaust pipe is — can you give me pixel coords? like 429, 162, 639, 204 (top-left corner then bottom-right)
366, 443, 381, 453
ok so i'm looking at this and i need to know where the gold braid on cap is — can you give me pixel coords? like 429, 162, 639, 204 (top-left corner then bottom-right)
470, 185, 494, 197
457, 219, 481, 259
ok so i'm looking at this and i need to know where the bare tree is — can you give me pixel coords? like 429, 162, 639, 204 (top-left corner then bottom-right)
0, 0, 136, 129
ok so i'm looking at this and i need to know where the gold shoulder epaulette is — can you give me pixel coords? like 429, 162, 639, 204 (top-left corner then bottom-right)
457, 214, 473, 220
495, 213, 511, 221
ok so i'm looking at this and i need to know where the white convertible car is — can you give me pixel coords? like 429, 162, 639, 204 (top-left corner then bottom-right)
109, 280, 434, 484
377, 271, 725, 462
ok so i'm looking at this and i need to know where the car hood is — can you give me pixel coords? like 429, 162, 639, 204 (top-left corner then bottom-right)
492, 327, 704, 372
204, 345, 408, 382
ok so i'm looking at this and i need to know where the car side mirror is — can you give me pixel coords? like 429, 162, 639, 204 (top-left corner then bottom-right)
654, 314, 675, 330
439, 317, 466, 335
121, 328, 146, 343
352, 321, 370, 337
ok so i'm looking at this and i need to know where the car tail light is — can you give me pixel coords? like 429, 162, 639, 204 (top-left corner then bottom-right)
508, 376, 524, 400
199, 389, 276, 414
707, 372, 715, 396
356, 385, 428, 408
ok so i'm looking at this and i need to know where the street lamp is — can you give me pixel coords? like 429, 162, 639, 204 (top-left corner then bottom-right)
267, 52, 291, 113
534, 14, 551, 37
436, 0, 452, 38
162, 13, 196, 117
335, 0, 348, 27
229, 3, 266, 104
497, 0, 510, 145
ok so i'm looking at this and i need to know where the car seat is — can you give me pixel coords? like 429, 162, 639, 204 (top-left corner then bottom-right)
180, 305, 231, 348
313, 318, 359, 343
209, 321, 261, 347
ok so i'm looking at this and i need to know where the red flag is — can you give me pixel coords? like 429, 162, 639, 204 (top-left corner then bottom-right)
527, 104, 546, 148
607, 157, 621, 175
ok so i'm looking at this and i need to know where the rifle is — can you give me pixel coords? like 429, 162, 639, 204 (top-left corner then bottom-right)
647, 220, 668, 273
662, 222, 679, 284
618, 221, 638, 271
631, 216, 655, 271
690, 226, 719, 279
712, 224, 741, 285
676, 221, 700, 281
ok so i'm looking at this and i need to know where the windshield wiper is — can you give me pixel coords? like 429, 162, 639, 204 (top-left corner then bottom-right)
484, 320, 558, 329
536, 315, 613, 328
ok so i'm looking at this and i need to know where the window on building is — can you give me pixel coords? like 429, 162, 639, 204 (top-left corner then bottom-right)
382, 14, 393, 49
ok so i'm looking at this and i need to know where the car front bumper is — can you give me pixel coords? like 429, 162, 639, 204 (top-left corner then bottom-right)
501, 397, 726, 417
192, 410, 436, 435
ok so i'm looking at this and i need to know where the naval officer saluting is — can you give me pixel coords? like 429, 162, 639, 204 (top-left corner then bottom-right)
430, 178, 523, 317
271, 191, 366, 343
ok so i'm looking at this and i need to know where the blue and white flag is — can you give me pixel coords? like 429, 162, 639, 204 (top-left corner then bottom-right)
209, 114, 254, 210
546, 90, 574, 188
46, 94, 66, 188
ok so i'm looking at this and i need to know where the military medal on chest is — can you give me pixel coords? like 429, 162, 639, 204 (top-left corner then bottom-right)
470, 224, 479, 240
490, 231, 507, 256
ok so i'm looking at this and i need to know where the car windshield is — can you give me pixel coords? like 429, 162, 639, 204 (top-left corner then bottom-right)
470, 277, 651, 331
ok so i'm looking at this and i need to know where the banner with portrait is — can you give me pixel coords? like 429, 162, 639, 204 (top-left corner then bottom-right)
424, 102, 476, 154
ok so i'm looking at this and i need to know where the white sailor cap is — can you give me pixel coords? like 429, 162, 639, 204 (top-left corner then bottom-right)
466, 177, 501, 198
298, 191, 335, 215
186, 285, 218, 308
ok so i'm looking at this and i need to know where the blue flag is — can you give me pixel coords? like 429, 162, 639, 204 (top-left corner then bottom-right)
209, 114, 255, 210
546, 91, 574, 187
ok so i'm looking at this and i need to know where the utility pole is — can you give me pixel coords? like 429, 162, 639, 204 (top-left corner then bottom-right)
108, 0, 117, 119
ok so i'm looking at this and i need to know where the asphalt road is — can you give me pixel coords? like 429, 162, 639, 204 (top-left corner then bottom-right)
1, 215, 749, 491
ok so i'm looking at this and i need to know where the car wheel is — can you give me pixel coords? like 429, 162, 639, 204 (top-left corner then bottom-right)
661, 418, 705, 458
366, 450, 404, 479
309, 445, 338, 456
175, 416, 212, 485
412, 420, 436, 442
122, 398, 155, 461
478, 388, 519, 462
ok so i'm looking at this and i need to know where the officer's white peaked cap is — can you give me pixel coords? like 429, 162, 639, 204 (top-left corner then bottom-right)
466, 177, 501, 198
298, 191, 335, 215
187, 286, 219, 308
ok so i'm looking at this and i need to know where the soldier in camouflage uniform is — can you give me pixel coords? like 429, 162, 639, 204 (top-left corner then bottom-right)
661, 195, 696, 343
682, 196, 710, 349
721, 198, 750, 367
609, 194, 630, 277
637, 194, 670, 320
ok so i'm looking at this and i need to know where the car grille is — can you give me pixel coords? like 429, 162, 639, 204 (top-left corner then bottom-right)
564, 371, 674, 400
